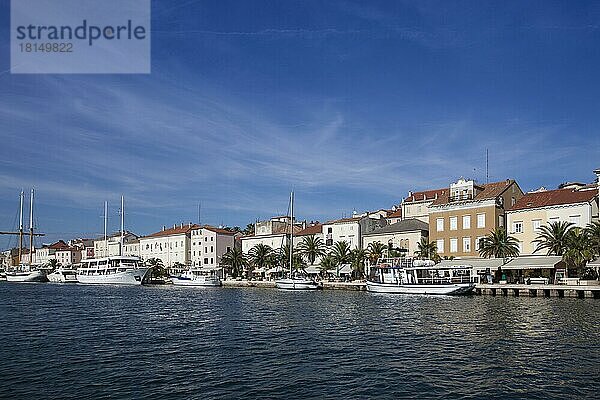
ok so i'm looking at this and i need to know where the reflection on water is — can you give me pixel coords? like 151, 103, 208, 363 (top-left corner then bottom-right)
0, 283, 598, 399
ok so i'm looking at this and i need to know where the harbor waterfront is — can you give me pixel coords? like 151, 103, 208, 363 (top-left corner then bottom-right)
0, 282, 599, 399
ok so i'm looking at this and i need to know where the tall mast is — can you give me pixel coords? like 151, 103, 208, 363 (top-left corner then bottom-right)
289, 191, 294, 275
18, 190, 24, 264
104, 201, 108, 258
120, 195, 124, 256
29, 188, 34, 264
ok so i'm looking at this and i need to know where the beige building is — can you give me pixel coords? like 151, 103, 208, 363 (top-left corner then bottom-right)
55, 247, 82, 266
507, 186, 599, 255
35, 240, 69, 265
428, 178, 524, 258
93, 231, 138, 258
322, 215, 386, 250
241, 216, 304, 254
362, 219, 429, 257
400, 188, 447, 224
139, 223, 198, 268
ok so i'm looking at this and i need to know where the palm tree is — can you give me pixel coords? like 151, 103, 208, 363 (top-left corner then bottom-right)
318, 255, 335, 279
279, 244, 306, 272
479, 228, 520, 260
330, 241, 352, 276
297, 235, 326, 265
248, 244, 275, 276
414, 237, 437, 259
367, 241, 386, 265
46, 259, 60, 271
533, 221, 574, 256
243, 223, 255, 235
146, 258, 168, 279
585, 221, 600, 257
563, 228, 595, 278
350, 248, 368, 280
221, 248, 248, 278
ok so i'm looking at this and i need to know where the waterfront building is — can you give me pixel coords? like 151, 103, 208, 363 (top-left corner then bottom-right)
55, 247, 82, 266
35, 240, 69, 265
93, 231, 139, 258
139, 223, 198, 268
241, 216, 304, 254
506, 182, 599, 255
322, 215, 386, 250
362, 219, 429, 257
294, 223, 325, 265
123, 239, 140, 257
190, 225, 235, 268
428, 178, 524, 258
385, 208, 403, 225
400, 188, 447, 224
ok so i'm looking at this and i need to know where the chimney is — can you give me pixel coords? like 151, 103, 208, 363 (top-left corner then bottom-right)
173, 224, 176, 229
162, 225, 166, 231
408, 190, 413, 197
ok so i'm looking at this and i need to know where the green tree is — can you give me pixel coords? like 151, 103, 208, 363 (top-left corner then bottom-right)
46, 259, 60, 271
243, 223, 255, 235
367, 241, 386, 265
563, 228, 595, 278
350, 248, 368, 280
585, 221, 600, 257
297, 235, 326, 265
330, 241, 352, 276
479, 228, 520, 260
221, 248, 248, 278
146, 258, 168, 279
534, 221, 574, 256
414, 237, 438, 259
318, 255, 335, 279
248, 243, 275, 271
279, 244, 306, 272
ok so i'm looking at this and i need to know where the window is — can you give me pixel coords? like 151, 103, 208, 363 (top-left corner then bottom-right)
327, 227, 333, 234
476, 237, 484, 250
436, 218, 444, 232
211, 258, 214, 264
532, 220, 541, 231
511, 197, 516, 206
210, 246, 214, 252
226, 246, 231, 253
499, 215, 504, 227
211, 237, 214, 241
477, 214, 486, 228
513, 221, 523, 234
569, 215, 581, 226
326, 239, 333, 246
436, 239, 444, 253
449, 217, 457, 230
450, 238, 458, 253
204, 258, 208, 264
462, 215, 471, 229
463, 237, 471, 252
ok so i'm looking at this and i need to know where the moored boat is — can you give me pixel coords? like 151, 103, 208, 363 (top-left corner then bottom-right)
47, 267, 78, 283
366, 257, 475, 295
77, 256, 150, 285
171, 268, 221, 287
6, 267, 48, 283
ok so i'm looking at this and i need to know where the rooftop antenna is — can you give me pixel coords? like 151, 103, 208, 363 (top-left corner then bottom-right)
197, 202, 201, 226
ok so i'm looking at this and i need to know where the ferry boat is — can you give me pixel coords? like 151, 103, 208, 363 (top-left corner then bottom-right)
366, 257, 475, 295
275, 192, 319, 290
171, 268, 221, 287
47, 267, 78, 283
77, 256, 150, 285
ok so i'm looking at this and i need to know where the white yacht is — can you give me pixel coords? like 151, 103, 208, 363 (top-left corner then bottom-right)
366, 257, 475, 295
171, 268, 221, 287
47, 267, 78, 283
275, 192, 319, 291
77, 256, 150, 285
6, 266, 48, 283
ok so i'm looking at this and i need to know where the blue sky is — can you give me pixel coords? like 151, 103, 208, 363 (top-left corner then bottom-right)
1, 0, 600, 245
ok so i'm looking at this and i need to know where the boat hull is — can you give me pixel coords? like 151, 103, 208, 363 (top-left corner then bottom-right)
366, 281, 475, 295
275, 278, 319, 290
6, 270, 48, 283
48, 270, 78, 283
171, 277, 221, 287
77, 267, 150, 285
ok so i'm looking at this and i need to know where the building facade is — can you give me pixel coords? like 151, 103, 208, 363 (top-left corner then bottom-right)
241, 216, 304, 254
55, 247, 82, 266
362, 219, 429, 257
322, 216, 386, 250
139, 224, 198, 268
400, 188, 447, 224
93, 231, 138, 258
507, 185, 599, 255
428, 178, 524, 258
190, 226, 235, 268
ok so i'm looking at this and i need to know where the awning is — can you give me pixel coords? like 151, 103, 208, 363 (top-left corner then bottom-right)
501, 255, 563, 270
303, 265, 320, 274
588, 258, 600, 268
266, 266, 284, 274
252, 267, 266, 274
436, 258, 504, 270
337, 264, 352, 275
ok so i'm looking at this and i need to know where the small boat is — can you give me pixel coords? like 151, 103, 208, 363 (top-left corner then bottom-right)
47, 267, 78, 283
171, 268, 221, 287
6, 266, 48, 283
77, 256, 150, 285
275, 192, 319, 290
366, 257, 475, 295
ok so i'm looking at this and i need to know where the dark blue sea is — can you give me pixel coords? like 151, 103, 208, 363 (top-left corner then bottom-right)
0, 283, 598, 399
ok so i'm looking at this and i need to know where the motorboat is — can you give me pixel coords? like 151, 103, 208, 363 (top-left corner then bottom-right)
47, 267, 78, 283
171, 268, 221, 287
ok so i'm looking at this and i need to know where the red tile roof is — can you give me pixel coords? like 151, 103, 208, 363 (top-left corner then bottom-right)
296, 224, 323, 236
145, 224, 201, 238
403, 188, 447, 203
48, 240, 69, 250
431, 180, 517, 206
201, 225, 236, 235
387, 209, 402, 218
509, 188, 597, 211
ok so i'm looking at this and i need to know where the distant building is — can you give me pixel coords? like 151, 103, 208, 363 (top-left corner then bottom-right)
428, 178, 524, 258
400, 188, 447, 224
55, 247, 82, 266
139, 223, 198, 268
93, 231, 138, 258
362, 219, 429, 257
35, 240, 69, 265
507, 177, 599, 255
123, 239, 140, 257
322, 215, 386, 250
241, 216, 304, 254
385, 208, 402, 225
190, 226, 235, 268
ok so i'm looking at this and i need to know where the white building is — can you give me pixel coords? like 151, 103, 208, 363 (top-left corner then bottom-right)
241, 216, 304, 254
362, 219, 429, 257
322, 215, 386, 250
139, 223, 198, 268
55, 247, 82, 266
190, 226, 235, 268
35, 240, 69, 265
400, 188, 446, 224
93, 231, 138, 258
123, 239, 140, 257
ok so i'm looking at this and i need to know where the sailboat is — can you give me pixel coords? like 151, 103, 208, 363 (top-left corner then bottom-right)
6, 189, 48, 283
77, 197, 150, 285
275, 192, 319, 290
